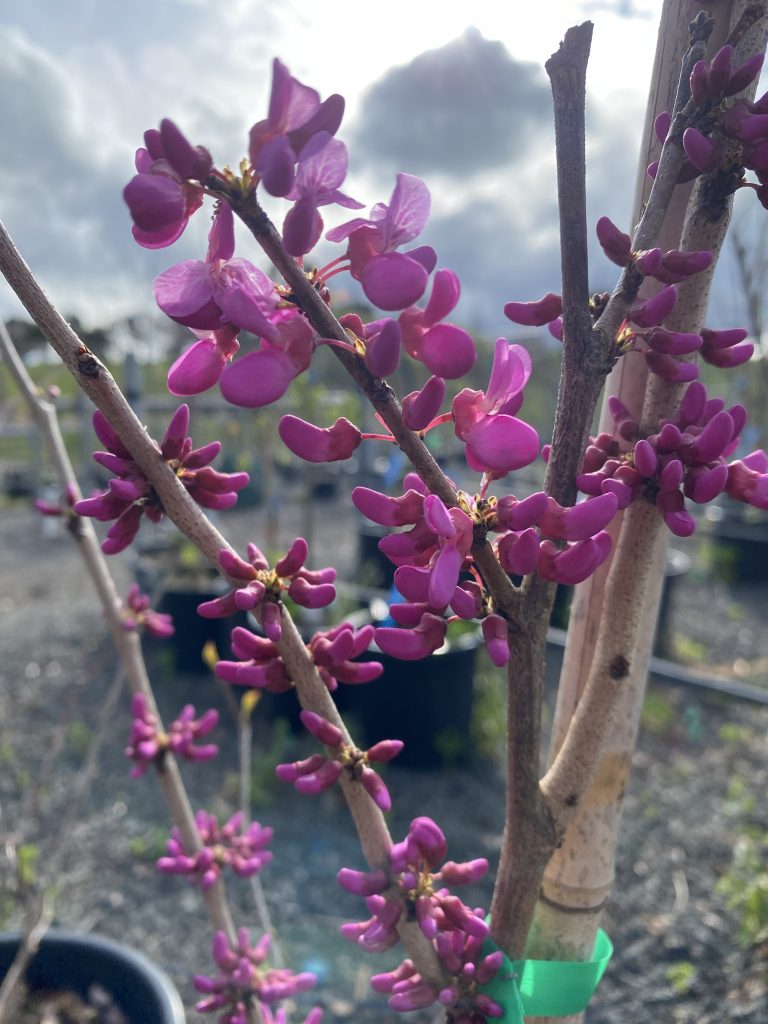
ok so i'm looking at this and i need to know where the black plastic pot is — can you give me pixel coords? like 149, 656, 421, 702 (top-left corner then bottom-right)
157, 585, 247, 674
357, 526, 397, 590
710, 518, 768, 584
0, 929, 186, 1023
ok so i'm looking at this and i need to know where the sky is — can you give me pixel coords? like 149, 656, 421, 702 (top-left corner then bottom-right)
0, 0, 758, 345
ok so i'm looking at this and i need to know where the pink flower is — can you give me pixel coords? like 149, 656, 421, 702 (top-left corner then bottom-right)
398, 270, 477, 379
249, 58, 345, 198
124, 118, 212, 248
153, 203, 280, 333
167, 325, 240, 397
326, 173, 437, 310
282, 133, 363, 256
452, 338, 539, 475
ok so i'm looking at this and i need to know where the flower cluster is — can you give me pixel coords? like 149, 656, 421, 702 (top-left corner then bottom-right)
74, 405, 248, 553
276, 710, 402, 811
575, 382, 766, 535
339, 817, 498, 1016
121, 583, 174, 639
125, 694, 218, 778
372, 939, 504, 1019
157, 810, 272, 890
353, 471, 617, 664
215, 620, 382, 694
198, 538, 336, 642
647, 48, 768, 206
194, 929, 321, 1024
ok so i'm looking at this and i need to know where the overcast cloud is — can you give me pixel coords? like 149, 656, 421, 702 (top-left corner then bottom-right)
350, 28, 552, 181
1, 1, 711, 337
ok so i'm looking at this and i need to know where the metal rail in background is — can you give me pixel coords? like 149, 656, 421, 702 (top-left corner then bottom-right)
546, 627, 768, 706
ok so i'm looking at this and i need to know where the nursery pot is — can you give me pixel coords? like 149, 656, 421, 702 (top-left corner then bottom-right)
0, 929, 186, 1024
158, 582, 247, 674
336, 625, 481, 770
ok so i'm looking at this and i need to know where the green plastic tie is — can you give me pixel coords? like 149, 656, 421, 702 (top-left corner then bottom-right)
477, 929, 613, 1021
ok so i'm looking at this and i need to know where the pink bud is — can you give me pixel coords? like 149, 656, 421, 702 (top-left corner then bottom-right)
497, 528, 541, 576
278, 415, 362, 463
389, 984, 438, 1012
261, 600, 282, 642
495, 490, 548, 530
337, 867, 389, 896
645, 328, 702, 355
659, 458, 684, 491
351, 486, 423, 526
595, 216, 631, 266
724, 53, 764, 96
294, 759, 343, 794
629, 285, 677, 327
374, 613, 447, 660
702, 343, 754, 368
683, 127, 717, 171
635, 248, 663, 276
274, 536, 308, 576
685, 464, 729, 503
633, 439, 658, 477
439, 858, 489, 885
657, 488, 695, 537
276, 755, 327, 782
365, 319, 402, 378
160, 404, 190, 459
538, 492, 618, 542
654, 110, 671, 143
646, 351, 699, 383
366, 739, 404, 763
300, 710, 343, 747
686, 410, 734, 463
288, 576, 336, 608
690, 59, 709, 104
402, 375, 446, 431
482, 614, 509, 667
707, 44, 733, 96
360, 765, 392, 811
407, 816, 447, 864
219, 548, 257, 580
504, 292, 562, 326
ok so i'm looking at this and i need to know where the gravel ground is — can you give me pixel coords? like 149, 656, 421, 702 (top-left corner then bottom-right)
1, 500, 767, 1024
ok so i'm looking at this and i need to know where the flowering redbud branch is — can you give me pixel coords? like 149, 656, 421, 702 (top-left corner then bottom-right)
0, 220, 447, 991
0, 317, 253, 956
219, 186, 519, 616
